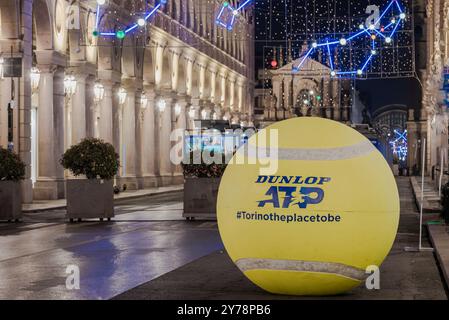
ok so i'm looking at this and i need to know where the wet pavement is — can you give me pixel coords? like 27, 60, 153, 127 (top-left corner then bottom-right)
115, 178, 448, 300
0, 192, 223, 299
1, 178, 447, 300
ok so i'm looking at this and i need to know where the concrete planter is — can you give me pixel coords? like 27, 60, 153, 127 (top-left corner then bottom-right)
0, 181, 22, 222
66, 179, 114, 221
183, 177, 221, 220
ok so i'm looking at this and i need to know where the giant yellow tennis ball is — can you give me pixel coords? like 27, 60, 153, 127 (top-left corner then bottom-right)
217, 117, 399, 296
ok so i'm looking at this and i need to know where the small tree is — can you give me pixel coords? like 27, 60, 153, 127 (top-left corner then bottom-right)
181, 150, 229, 178
0, 147, 26, 182
60, 138, 120, 180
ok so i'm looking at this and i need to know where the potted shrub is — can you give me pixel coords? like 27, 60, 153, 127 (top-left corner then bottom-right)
60, 138, 120, 222
441, 182, 449, 224
0, 147, 25, 222
182, 151, 228, 220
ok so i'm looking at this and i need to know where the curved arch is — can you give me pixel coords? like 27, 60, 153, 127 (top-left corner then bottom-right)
371, 104, 408, 120
214, 73, 222, 105
199, 65, 209, 99
143, 46, 156, 85
135, 36, 145, 80
177, 56, 188, 95
96, 14, 121, 70
121, 36, 137, 77
190, 63, 200, 99
155, 45, 172, 90
32, 0, 53, 50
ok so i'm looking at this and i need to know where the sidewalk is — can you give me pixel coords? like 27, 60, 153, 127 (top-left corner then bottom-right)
427, 224, 449, 291
22, 185, 183, 213
410, 176, 441, 214
409, 177, 449, 291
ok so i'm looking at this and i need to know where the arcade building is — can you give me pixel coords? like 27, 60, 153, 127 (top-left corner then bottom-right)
0, 0, 255, 203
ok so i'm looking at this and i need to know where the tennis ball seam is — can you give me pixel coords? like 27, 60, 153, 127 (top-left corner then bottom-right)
240, 140, 376, 161
235, 258, 367, 281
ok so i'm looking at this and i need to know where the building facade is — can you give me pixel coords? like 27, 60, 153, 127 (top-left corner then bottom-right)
0, 0, 255, 203
414, 0, 449, 174
254, 53, 356, 127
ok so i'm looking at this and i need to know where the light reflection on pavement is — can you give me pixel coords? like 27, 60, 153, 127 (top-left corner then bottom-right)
0, 191, 223, 299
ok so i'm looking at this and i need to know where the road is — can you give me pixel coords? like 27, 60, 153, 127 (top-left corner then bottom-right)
115, 177, 448, 300
0, 192, 222, 299
0, 178, 447, 300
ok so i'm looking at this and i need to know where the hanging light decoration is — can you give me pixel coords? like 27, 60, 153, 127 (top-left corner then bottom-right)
175, 104, 182, 116
93, 81, 105, 102
118, 87, 127, 105
157, 99, 166, 112
30, 67, 41, 92
64, 75, 77, 96
140, 93, 148, 109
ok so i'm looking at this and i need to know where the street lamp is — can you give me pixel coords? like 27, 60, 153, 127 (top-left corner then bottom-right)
118, 87, 127, 105
93, 81, 105, 102
30, 67, 41, 93
140, 93, 148, 109
92, 81, 105, 138
64, 75, 77, 96
174, 103, 181, 116
157, 99, 166, 112
64, 75, 77, 151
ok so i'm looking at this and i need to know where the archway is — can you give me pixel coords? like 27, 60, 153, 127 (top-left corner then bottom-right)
32, 0, 53, 52
177, 56, 187, 95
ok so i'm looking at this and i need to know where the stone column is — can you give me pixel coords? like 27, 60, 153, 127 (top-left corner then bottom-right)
173, 98, 188, 183
333, 81, 341, 121
201, 101, 213, 120
53, 68, 65, 197
85, 76, 95, 138
98, 81, 114, 143
229, 81, 235, 111
71, 73, 87, 144
407, 119, 420, 173
190, 98, 201, 129
120, 80, 138, 190
283, 76, 292, 112
157, 92, 174, 186
112, 85, 121, 156
141, 88, 157, 187
33, 66, 56, 199
135, 89, 143, 189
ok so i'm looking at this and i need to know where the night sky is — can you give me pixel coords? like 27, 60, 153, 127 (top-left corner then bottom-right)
253, 0, 418, 113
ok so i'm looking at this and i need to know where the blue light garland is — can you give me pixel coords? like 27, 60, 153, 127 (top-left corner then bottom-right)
291, 0, 406, 78
390, 129, 408, 161
217, 0, 407, 78
216, 0, 253, 30
93, 0, 167, 39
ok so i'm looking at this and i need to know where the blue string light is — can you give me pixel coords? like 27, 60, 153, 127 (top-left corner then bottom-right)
217, 0, 407, 78
390, 129, 408, 161
216, 0, 254, 31
288, 0, 406, 78
93, 0, 167, 39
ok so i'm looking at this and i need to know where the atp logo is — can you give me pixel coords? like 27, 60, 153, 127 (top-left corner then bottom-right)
256, 175, 331, 209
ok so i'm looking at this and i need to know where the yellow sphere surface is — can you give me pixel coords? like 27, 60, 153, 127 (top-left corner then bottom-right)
217, 117, 400, 296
